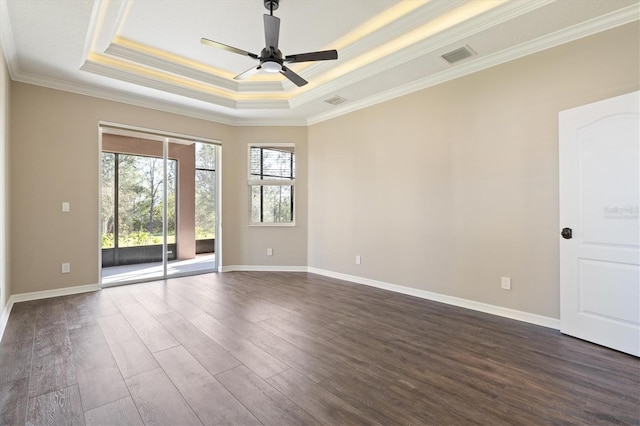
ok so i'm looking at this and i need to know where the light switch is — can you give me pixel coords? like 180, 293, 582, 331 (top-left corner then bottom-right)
62, 202, 70, 212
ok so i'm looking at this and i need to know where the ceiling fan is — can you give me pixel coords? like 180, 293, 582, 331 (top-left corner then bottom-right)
201, 0, 338, 87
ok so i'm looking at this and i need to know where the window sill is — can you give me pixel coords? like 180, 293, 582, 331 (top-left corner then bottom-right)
248, 222, 296, 227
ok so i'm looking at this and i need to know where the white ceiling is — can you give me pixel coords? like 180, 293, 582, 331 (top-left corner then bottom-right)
1, 0, 638, 126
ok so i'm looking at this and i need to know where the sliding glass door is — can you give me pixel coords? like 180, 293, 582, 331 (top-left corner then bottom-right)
165, 140, 217, 277
100, 128, 218, 286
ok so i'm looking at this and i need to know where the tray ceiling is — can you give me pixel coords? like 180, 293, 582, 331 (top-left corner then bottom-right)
0, 0, 638, 125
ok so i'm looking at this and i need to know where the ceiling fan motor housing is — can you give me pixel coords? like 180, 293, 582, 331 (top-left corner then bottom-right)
260, 47, 283, 72
264, 0, 279, 12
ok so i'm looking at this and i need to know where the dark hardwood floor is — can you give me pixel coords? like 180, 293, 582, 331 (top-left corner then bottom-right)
1, 272, 638, 425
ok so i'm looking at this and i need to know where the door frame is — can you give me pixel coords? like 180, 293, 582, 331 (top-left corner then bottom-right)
98, 121, 222, 287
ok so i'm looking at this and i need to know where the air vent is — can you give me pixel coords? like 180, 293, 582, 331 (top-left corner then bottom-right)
441, 45, 476, 64
324, 95, 348, 106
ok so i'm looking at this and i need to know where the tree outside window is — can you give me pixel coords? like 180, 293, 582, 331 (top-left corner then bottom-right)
101, 152, 176, 248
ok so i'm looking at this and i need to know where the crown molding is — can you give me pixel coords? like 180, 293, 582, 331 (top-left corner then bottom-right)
10, 70, 242, 125
105, 42, 241, 92
290, 0, 555, 110
11, 69, 309, 126
307, 5, 640, 125
81, 58, 237, 108
0, 0, 19, 78
81, 58, 293, 111
105, 42, 285, 93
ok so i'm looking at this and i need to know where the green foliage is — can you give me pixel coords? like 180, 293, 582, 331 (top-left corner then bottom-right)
195, 227, 215, 240
120, 230, 151, 247
101, 231, 175, 248
102, 233, 114, 248
101, 143, 216, 248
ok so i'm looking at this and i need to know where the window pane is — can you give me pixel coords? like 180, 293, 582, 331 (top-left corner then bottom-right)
196, 142, 216, 170
249, 147, 294, 180
196, 169, 216, 239
167, 160, 177, 244
116, 154, 176, 247
101, 153, 115, 248
251, 185, 293, 223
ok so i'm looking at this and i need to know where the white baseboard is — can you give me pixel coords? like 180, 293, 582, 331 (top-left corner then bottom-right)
307, 267, 560, 330
0, 298, 13, 343
0, 283, 100, 342
221, 265, 308, 273
10, 283, 101, 304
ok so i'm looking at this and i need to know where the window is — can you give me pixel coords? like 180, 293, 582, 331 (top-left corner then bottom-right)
195, 142, 216, 246
248, 144, 295, 225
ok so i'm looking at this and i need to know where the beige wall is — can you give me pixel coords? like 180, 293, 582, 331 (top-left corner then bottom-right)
0, 40, 10, 313
308, 23, 640, 319
230, 126, 308, 267
9, 84, 307, 293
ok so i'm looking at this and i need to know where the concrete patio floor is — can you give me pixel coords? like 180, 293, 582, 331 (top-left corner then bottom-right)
101, 253, 216, 285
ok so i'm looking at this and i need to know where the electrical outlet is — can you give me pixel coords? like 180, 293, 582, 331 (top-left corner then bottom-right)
62, 202, 70, 212
62, 263, 71, 274
501, 276, 511, 290
355, 255, 361, 265
267, 248, 273, 256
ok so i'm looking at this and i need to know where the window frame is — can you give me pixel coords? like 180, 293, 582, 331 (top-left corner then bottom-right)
248, 143, 296, 227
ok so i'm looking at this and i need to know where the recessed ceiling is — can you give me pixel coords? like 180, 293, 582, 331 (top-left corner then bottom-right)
0, 0, 638, 125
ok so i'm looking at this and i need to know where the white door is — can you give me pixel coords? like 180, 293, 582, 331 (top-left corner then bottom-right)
559, 91, 640, 357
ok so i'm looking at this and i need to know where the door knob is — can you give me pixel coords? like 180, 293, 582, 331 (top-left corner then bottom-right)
561, 227, 572, 239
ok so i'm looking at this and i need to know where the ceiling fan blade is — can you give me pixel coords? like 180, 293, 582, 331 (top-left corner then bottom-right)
264, 14, 280, 50
285, 49, 338, 63
280, 66, 308, 87
201, 38, 258, 59
234, 65, 262, 80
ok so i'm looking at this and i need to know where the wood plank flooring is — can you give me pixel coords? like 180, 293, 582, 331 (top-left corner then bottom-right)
0, 271, 638, 425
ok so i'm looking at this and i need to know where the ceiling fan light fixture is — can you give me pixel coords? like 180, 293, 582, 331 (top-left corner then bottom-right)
262, 61, 282, 73
201, 0, 337, 87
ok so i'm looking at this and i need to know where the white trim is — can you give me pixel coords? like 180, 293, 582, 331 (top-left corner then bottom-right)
247, 222, 296, 227
6, 69, 259, 126
221, 265, 307, 273
0, 0, 19, 78
98, 126, 104, 286
0, 298, 13, 342
9, 283, 101, 303
307, 267, 560, 330
0, 283, 100, 342
248, 144, 296, 226
99, 121, 222, 145
306, 5, 640, 125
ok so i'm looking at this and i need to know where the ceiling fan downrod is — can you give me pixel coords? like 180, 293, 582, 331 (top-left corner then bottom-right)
264, 0, 279, 15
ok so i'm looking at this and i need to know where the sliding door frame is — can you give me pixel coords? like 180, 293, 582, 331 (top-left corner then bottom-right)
98, 121, 222, 287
